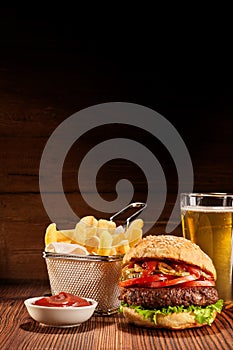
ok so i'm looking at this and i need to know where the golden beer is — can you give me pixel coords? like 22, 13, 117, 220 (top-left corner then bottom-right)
181, 206, 233, 301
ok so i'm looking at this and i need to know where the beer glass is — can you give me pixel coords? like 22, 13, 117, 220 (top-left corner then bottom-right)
180, 193, 233, 302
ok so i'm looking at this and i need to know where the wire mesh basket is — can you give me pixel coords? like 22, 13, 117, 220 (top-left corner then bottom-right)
43, 252, 123, 315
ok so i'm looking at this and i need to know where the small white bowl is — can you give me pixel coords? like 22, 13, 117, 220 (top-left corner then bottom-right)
24, 296, 98, 328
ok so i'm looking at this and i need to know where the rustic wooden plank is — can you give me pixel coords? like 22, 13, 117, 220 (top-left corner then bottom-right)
0, 192, 181, 226
1, 130, 232, 194
0, 283, 233, 350
1, 78, 233, 196
0, 192, 182, 280
0, 220, 48, 280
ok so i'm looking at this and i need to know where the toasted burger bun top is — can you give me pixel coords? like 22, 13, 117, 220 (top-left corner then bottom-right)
123, 235, 216, 280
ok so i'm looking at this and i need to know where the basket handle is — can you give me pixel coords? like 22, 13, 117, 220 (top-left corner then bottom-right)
109, 202, 147, 228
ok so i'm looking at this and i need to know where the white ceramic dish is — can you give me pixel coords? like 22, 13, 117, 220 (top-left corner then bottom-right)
24, 296, 98, 328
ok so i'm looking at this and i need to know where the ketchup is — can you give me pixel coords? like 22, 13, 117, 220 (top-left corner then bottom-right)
34, 292, 91, 307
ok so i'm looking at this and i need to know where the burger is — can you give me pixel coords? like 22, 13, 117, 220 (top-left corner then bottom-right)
118, 235, 223, 329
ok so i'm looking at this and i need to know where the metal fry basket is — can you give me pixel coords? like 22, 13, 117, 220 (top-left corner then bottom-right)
43, 252, 123, 315
43, 202, 147, 315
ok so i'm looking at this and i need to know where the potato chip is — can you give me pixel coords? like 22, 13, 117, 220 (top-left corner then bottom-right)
45, 223, 75, 246
97, 230, 113, 256
108, 247, 117, 256
125, 219, 144, 246
128, 218, 144, 229
59, 229, 76, 242
44, 215, 144, 257
84, 235, 100, 254
112, 232, 126, 246
97, 219, 116, 237
98, 219, 116, 229
128, 228, 143, 247
115, 240, 130, 254
81, 215, 98, 227
74, 215, 98, 243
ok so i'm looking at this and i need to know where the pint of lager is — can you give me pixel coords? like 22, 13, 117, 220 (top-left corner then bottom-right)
180, 193, 233, 302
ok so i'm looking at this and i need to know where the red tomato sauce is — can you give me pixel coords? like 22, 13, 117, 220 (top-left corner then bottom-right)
34, 292, 91, 307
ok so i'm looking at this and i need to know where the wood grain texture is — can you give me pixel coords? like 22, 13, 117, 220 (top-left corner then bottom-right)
0, 12, 233, 281
0, 282, 233, 350
0, 191, 181, 280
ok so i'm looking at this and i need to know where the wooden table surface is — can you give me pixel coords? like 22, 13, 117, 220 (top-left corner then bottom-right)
1, 281, 232, 350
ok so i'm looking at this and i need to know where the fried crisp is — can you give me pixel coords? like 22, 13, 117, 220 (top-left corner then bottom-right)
44, 216, 144, 256
45, 223, 76, 245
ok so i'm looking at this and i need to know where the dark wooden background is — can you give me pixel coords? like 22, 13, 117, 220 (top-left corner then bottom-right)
0, 8, 232, 281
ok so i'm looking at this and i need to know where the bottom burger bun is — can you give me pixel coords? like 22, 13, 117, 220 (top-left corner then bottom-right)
122, 306, 217, 330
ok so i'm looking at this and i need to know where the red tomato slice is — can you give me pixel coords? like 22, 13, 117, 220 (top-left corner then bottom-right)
119, 273, 198, 288
143, 274, 197, 288
119, 274, 167, 288
177, 280, 215, 287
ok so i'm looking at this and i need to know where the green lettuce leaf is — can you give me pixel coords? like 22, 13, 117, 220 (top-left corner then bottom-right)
120, 299, 224, 326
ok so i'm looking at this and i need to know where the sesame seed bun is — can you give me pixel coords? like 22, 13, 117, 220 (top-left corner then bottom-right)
122, 235, 216, 280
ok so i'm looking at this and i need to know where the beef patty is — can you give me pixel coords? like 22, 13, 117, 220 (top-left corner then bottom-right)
119, 286, 219, 309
